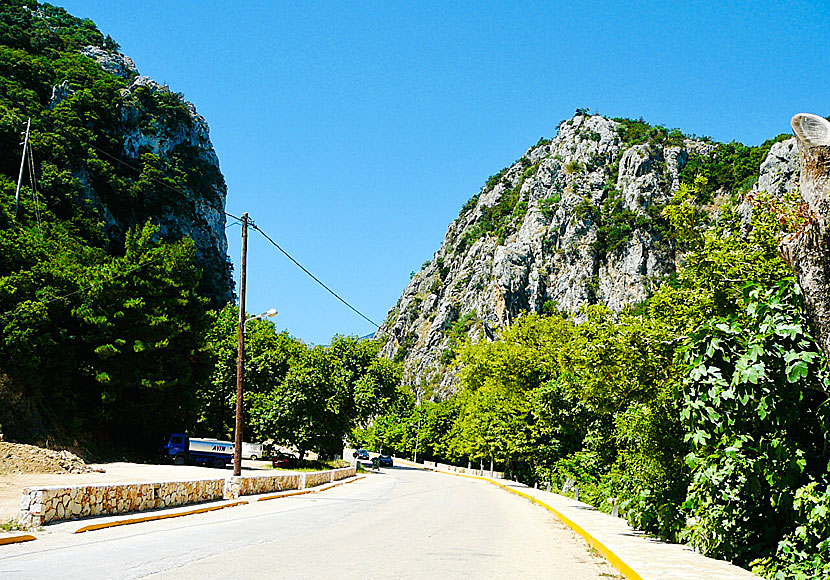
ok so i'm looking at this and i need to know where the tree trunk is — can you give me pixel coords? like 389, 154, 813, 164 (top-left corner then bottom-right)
781, 114, 830, 360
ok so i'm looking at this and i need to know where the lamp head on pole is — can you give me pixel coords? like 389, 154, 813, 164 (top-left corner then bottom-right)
243, 308, 279, 332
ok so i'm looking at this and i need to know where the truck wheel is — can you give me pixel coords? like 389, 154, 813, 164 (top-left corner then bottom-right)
213, 458, 225, 469
174, 455, 186, 466
251, 455, 258, 461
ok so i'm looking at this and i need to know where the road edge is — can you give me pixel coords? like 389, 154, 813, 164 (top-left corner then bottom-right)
74, 474, 367, 533
393, 457, 643, 580
0, 533, 36, 545
74, 500, 249, 533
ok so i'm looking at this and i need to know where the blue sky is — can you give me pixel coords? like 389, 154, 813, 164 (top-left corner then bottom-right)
57, 1, 830, 344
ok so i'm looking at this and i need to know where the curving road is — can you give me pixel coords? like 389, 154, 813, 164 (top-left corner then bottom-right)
1, 466, 620, 579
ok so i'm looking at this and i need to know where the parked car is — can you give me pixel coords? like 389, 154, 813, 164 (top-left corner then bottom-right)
272, 452, 297, 468
355, 449, 370, 460
377, 454, 393, 467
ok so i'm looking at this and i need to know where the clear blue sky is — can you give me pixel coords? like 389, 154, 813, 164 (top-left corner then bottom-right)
56, 1, 830, 345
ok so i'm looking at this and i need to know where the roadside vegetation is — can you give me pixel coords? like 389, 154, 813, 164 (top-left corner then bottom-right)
0, 1, 403, 461
200, 306, 402, 461
3, 4, 828, 576
356, 178, 830, 578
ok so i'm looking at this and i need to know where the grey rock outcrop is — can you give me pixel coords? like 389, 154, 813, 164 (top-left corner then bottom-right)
780, 114, 830, 360
80, 45, 138, 80
61, 46, 232, 303
48, 79, 72, 108
379, 114, 797, 397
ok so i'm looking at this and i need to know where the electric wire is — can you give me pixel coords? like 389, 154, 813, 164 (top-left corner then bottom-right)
18, 118, 384, 335
0, 254, 170, 323
248, 221, 381, 329
41, 254, 169, 308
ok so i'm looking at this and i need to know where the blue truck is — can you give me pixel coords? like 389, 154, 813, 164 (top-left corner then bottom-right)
162, 434, 234, 468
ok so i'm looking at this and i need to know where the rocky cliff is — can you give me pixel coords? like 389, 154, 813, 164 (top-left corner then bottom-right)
71, 47, 231, 304
0, 2, 232, 304
379, 113, 796, 396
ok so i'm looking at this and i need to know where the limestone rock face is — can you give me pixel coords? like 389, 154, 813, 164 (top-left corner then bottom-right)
780, 114, 830, 360
379, 114, 797, 396
757, 138, 798, 199
62, 46, 232, 303
80, 45, 138, 80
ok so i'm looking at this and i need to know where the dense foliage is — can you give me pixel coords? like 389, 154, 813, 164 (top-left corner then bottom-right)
0, 1, 225, 449
200, 306, 402, 460
357, 177, 830, 576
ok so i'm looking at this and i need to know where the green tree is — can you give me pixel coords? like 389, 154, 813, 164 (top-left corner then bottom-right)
198, 303, 305, 440
681, 281, 828, 565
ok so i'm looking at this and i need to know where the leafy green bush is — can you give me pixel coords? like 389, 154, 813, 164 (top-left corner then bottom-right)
752, 482, 830, 579
613, 117, 688, 149
680, 280, 825, 565
678, 134, 791, 203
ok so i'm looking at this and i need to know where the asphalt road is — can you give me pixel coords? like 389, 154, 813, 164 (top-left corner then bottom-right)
0, 466, 620, 579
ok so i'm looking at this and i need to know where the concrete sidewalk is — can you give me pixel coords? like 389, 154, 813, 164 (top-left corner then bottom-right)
396, 457, 759, 580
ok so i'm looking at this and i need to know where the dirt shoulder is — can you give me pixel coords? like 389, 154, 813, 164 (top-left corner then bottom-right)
0, 441, 277, 523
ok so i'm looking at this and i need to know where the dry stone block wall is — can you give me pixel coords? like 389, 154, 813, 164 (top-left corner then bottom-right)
19, 478, 225, 528
19, 467, 356, 529
223, 472, 302, 499
304, 470, 335, 488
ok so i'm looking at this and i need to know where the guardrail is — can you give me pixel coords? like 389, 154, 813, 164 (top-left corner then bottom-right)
423, 460, 504, 479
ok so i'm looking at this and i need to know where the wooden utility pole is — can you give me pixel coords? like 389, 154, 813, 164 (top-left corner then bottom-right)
14, 117, 31, 221
233, 212, 249, 477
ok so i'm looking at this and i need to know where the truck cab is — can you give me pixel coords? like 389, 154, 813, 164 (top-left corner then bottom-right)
162, 433, 188, 464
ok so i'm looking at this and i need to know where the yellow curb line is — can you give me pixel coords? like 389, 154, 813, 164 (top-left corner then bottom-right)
0, 534, 36, 545
393, 458, 427, 470
74, 500, 249, 533
316, 475, 365, 493
417, 466, 644, 580
257, 488, 315, 501
258, 475, 366, 502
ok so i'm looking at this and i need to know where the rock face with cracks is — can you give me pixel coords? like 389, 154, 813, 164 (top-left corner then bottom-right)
780, 113, 830, 361
379, 114, 798, 397
48, 45, 232, 304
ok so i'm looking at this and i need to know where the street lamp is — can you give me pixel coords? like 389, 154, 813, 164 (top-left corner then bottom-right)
246, 308, 278, 328
233, 307, 278, 476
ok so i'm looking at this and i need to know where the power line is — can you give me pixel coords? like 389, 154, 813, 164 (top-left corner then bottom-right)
26, 140, 43, 237
0, 254, 170, 323
19, 118, 384, 334
26, 114, 241, 224
248, 221, 380, 329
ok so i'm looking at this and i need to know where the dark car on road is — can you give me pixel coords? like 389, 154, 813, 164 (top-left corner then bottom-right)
355, 449, 370, 460
377, 454, 393, 467
272, 452, 298, 469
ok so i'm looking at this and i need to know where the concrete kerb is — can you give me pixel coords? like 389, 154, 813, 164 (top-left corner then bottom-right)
18, 465, 356, 532
74, 499, 249, 534
256, 475, 365, 502
0, 533, 36, 545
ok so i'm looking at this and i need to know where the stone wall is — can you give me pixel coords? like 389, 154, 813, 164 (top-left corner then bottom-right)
302, 470, 333, 489
19, 466, 357, 529
223, 472, 302, 499
19, 478, 225, 528
222, 467, 356, 499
